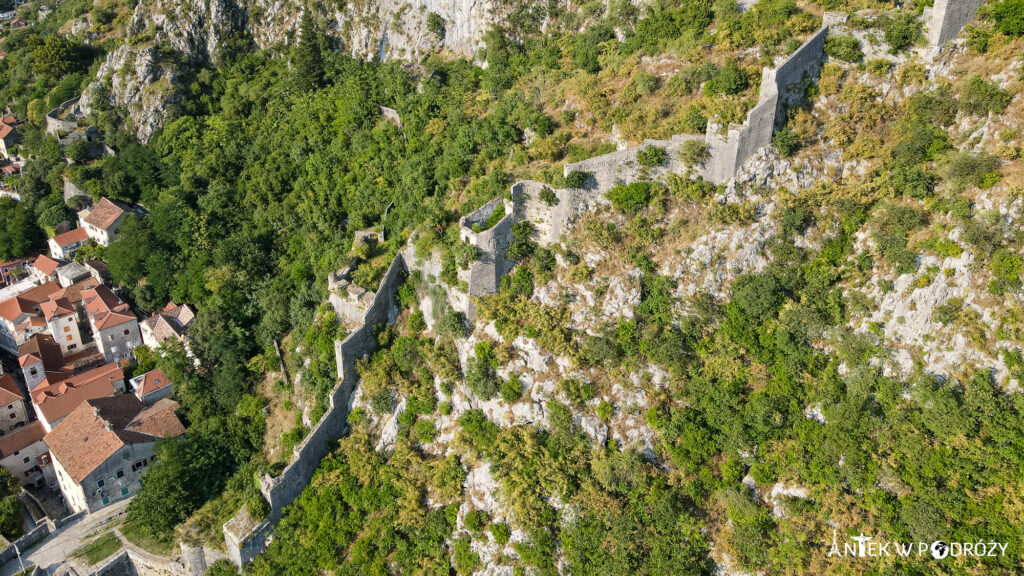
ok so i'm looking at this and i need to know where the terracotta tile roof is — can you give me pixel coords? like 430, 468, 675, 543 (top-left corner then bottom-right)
0, 116, 15, 125
0, 123, 13, 140
0, 282, 60, 322
82, 198, 126, 231
0, 374, 22, 406
141, 302, 194, 345
55, 277, 101, 305
44, 395, 183, 483
127, 398, 184, 437
0, 422, 45, 458
0, 257, 30, 269
133, 369, 171, 397
18, 333, 65, 372
51, 227, 88, 248
13, 315, 46, 340
83, 285, 136, 330
32, 255, 62, 276
0, 164, 19, 176
31, 362, 123, 425
39, 297, 74, 321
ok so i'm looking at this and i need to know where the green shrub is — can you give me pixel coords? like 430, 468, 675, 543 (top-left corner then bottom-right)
683, 105, 708, 132
408, 310, 426, 333
565, 170, 589, 188
704, 60, 749, 96
966, 26, 991, 53
458, 410, 499, 454
607, 182, 651, 215
920, 237, 962, 258
415, 418, 437, 443
678, 140, 709, 166
933, 297, 964, 325
824, 35, 864, 62
500, 373, 524, 403
437, 311, 467, 339
573, 24, 616, 73
539, 186, 558, 206
940, 151, 1000, 191
452, 536, 479, 575
991, 248, 1023, 288
558, 377, 596, 406
636, 145, 666, 167
464, 509, 489, 533
490, 522, 512, 545
993, 0, 1024, 36
960, 76, 1013, 116
772, 127, 800, 157
427, 12, 446, 40
883, 14, 921, 52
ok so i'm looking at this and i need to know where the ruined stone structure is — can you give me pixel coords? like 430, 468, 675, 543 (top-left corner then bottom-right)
560, 135, 706, 193
922, 0, 984, 47
224, 253, 407, 566
459, 196, 517, 300
704, 24, 830, 183
44, 97, 84, 136
565, 19, 834, 187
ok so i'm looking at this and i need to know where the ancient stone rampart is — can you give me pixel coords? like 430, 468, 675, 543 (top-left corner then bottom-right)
923, 0, 984, 46
223, 253, 407, 566
460, 196, 517, 298
565, 23, 830, 187
45, 97, 83, 136
702, 24, 829, 184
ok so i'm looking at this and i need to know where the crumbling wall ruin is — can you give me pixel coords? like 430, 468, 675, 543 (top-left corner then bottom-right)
923, 0, 984, 46
224, 253, 407, 566
564, 22, 832, 187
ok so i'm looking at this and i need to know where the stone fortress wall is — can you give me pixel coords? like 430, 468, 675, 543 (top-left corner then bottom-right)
923, 0, 985, 47
223, 254, 408, 567
45, 97, 85, 136
565, 20, 833, 187
217, 1, 984, 570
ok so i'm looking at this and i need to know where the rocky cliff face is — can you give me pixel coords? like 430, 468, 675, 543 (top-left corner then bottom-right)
76, 0, 502, 141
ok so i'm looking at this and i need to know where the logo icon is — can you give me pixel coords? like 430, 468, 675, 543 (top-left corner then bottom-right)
931, 541, 949, 559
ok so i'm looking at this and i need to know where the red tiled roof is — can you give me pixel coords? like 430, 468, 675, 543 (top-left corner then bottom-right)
55, 277, 101, 305
51, 227, 88, 248
141, 302, 194, 345
31, 362, 123, 424
83, 285, 135, 330
39, 297, 75, 321
32, 255, 61, 276
0, 421, 45, 458
0, 282, 61, 322
83, 198, 126, 231
44, 396, 183, 483
18, 333, 64, 369
134, 369, 171, 397
0, 374, 22, 406
0, 123, 13, 140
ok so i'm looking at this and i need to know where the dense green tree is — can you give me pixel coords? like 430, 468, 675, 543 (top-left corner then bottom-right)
0, 198, 43, 260
292, 13, 324, 91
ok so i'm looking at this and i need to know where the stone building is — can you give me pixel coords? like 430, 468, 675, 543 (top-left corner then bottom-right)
18, 334, 68, 392
31, 362, 126, 432
77, 198, 130, 247
0, 282, 61, 354
0, 374, 28, 434
82, 285, 141, 363
0, 421, 53, 489
40, 298, 84, 355
45, 396, 184, 513
47, 227, 89, 260
140, 301, 194, 350
130, 368, 174, 405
